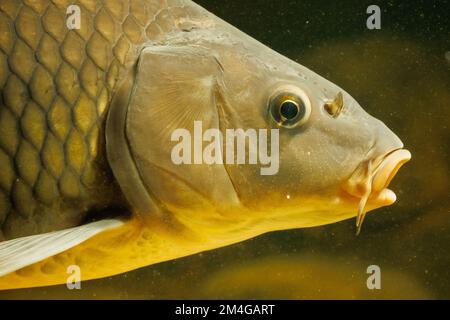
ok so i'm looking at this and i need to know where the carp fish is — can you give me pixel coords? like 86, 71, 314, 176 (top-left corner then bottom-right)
0, 0, 411, 290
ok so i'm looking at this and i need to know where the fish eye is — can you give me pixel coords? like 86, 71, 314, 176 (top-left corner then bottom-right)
280, 100, 300, 120
268, 86, 311, 128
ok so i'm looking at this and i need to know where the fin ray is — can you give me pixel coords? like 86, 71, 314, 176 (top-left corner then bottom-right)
0, 219, 124, 277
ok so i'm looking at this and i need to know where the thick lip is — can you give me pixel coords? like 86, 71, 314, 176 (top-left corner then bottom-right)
343, 148, 411, 204
369, 148, 412, 205
341, 148, 411, 234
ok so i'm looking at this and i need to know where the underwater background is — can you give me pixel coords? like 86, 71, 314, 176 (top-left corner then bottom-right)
2, 0, 449, 299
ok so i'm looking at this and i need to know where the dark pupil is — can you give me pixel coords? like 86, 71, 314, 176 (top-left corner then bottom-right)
280, 101, 299, 120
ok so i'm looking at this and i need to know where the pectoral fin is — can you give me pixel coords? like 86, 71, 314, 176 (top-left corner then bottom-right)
0, 219, 124, 277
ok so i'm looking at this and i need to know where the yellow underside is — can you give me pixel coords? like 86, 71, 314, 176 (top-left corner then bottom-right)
0, 216, 210, 291
0, 197, 364, 291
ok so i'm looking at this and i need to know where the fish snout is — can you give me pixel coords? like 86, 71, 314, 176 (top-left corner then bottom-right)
341, 116, 411, 234
345, 118, 411, 203
367, 118, 404, 159
365, 119, 411, 200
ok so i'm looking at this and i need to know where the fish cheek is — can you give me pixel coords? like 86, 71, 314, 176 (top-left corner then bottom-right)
306, 117, 374, 190
267, 122, 360, 197
107, 45, 241, 214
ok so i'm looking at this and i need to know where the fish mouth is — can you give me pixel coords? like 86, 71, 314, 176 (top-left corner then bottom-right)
342, 148, 412, 235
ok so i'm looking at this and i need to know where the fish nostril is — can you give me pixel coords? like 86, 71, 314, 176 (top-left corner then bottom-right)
323, 92, 344, 118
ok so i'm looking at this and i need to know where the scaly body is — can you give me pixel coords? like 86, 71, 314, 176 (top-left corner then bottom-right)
0, 0, 202, 240
0, 0, 410, 290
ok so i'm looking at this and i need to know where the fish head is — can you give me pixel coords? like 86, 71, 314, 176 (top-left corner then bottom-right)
180, 21, 412, 232
108, 14, 411, 235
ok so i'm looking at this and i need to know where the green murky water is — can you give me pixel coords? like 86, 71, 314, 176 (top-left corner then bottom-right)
2, 0, 449, 299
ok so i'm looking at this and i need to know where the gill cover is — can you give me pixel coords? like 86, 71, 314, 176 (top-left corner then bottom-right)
106, 45, 240, 214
